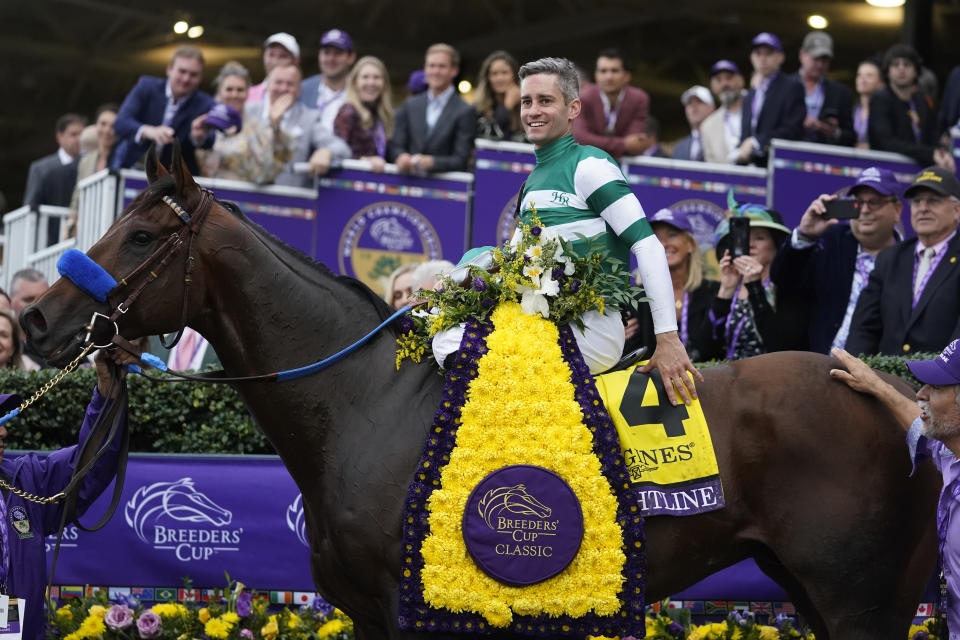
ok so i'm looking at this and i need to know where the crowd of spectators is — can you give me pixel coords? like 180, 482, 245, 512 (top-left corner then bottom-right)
15, 27, 960, 364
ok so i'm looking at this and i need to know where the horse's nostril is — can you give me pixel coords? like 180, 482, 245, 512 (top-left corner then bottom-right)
27, 310, 47, 332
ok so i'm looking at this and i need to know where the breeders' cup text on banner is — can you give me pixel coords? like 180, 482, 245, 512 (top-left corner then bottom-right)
125, 477, 242, 562
337, 201, 442, 296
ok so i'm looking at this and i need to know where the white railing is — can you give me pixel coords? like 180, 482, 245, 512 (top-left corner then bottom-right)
2, 204, 75, 292
76, 169, 119, 252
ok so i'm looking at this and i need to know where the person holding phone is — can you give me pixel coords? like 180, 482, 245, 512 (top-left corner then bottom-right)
709, 207, 798, 359
770, 166, 903, 354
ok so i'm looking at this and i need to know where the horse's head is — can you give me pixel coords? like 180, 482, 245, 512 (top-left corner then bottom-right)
21, 143, 224, 366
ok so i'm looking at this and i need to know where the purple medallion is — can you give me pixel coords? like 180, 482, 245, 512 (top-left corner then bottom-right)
462, 464, 584, 586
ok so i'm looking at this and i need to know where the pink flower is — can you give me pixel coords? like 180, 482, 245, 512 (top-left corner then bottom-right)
105, 605, 135, 631
136, 610, 162, 638
240, 629, 254, 639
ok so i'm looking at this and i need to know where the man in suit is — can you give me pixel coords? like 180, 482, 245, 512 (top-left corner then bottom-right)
868, 44, 954, 172
737, 32, 805, 167
939, 64, 960, 139
770, 166, 902, 354
247, 64, 350, 188
796, 31, 855, 146
299, 29, 356, 137
701, 60, 746, 164
112, 45, 212, 176
390, 43, 475, 173
23, 113, 86, 207
846, 166, 960, 356
572, 48, 649, 159
672, 85, 715, 161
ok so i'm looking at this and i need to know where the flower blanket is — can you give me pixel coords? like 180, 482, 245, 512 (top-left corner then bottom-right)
398, 302, 646, 638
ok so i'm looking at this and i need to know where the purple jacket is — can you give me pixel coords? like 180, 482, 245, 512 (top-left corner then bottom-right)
1, 389, 126, 639
909, 419, 960, 638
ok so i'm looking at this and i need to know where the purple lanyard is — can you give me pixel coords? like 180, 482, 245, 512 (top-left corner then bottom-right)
912, 246, 946, 308
316, 88, 344, 115
804, 81, 825, 119
853, 104, 868, 143
751, 74, 775, 131
724, 277, 771, 359
0, 494, 8, 590
724, 111, 739, 142
908, 97, 922, 141
679, 290, 690, 346
373, 121, 386, 158
937, 478, 960, 615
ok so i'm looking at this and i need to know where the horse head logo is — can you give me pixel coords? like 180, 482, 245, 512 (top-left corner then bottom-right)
370, 217, 414, 251
124, 477, 232, 543
478, 484, 552, 530
286, 494, 309, 548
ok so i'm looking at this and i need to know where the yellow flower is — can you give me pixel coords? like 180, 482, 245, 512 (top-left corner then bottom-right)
261, 616, 279, 639
419, 302, 625, 627
759, 626, 780, 640
56, 606, 74, 620
78, 615, 105, 638
221, 611, 240, 625
198, 608, 210, 623
88, 605, 107, 619
287, 613, 300, 629
317, 618, 345, 637
151, 602, 182, 618
204, 617, 231, 639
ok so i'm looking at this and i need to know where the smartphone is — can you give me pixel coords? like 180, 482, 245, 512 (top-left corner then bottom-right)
823, 198, 860, 220
729, 216, 751, 258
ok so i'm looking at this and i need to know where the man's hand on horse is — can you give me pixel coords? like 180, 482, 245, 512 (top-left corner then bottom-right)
828, 348, 886, 395
640, 331, 702, 405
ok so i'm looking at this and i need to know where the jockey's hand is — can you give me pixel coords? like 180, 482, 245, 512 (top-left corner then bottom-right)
94, 348, 139, 398
640, 331, 703, 405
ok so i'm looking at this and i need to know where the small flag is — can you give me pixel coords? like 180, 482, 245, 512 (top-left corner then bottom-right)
917, 603, 935, 616
705, 601, 728, 614
270, 591, 292, 604
665, 600, 680, 609
60, 586, 84, 599
132, 588, 155, 602
293, 592, 315, 605
773, 602, 796, 615
729, 601, 749, 613
750, 602, 772, 614
155, 588, 176, 602
109, 587, 132, 600
179, 589, 200, 602
201, 589, 221, 602
85, 586, 105, 598
684, 601, 705, 614
253, 594, 270, 603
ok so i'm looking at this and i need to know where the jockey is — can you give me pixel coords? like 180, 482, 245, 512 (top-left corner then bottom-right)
433, 56, 701, 405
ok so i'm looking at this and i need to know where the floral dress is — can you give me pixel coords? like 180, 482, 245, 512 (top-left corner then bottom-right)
198, 118, 295, 184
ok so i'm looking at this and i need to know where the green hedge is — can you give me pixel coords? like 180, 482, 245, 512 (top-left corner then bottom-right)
1, 352, 933, 453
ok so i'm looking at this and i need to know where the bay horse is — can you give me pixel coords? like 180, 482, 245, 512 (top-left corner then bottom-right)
22, 149, 941, 640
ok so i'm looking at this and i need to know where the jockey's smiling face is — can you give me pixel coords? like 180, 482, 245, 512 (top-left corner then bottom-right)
520, 73, 581, 148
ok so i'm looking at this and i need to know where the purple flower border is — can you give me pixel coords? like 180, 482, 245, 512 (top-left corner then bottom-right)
397, 319, 646, 637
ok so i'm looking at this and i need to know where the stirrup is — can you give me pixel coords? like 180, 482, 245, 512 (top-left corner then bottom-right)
599, 346, 648, 375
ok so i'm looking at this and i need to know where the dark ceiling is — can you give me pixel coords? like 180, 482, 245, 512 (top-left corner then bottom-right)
3, 0, 959, 211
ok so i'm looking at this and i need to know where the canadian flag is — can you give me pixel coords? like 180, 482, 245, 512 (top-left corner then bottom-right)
916, 603, 935, 616
179, 589, 200, 602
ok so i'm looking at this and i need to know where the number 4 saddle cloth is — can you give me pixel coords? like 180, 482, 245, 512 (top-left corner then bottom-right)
398, 302, 724, 638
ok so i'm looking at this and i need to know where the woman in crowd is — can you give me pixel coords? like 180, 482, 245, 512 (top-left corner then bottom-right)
385, 263, 418, 311
68, 103, 117, 235
853, 58, 884, 149
623, 208, 721, 362
333, 56, 394, 173
709, 207, 802, 360
192, 61, 295, 184
0, 310, 40, 371
473, 50, 522, 141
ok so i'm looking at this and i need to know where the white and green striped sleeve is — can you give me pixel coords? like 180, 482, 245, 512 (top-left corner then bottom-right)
573, 156, 654, 246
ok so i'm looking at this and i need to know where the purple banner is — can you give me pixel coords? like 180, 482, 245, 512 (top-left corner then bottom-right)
121, 172, 319, 257
472, 140, 535, 248
315, 167, 471, 297
769, 139, 919, 234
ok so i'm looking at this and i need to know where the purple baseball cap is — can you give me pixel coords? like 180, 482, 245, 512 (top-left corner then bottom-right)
907, 339, 960, 385
849, 166, 902, 198
650, 208, 694, 234
711, 59, 741, 76
0, 394, 21, 415
204, 103, 243, 133
319, 28, 354, 52
751, 32, 783, 52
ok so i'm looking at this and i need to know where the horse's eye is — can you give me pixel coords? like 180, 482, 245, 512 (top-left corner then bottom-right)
130, 230, 154, 246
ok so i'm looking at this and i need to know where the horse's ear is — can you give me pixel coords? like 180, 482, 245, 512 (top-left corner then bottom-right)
170, 140, 199, 196
144, 144, 169, 184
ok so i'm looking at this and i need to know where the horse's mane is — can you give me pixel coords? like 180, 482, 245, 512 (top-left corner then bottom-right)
218, 199, 395, 324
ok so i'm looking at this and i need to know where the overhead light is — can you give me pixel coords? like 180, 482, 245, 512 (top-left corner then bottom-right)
866, 0, 905, 7
458, 80, 472, 94
187, 25, 204, 38
807, 15, 828, 29
173, 21, 189, 34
